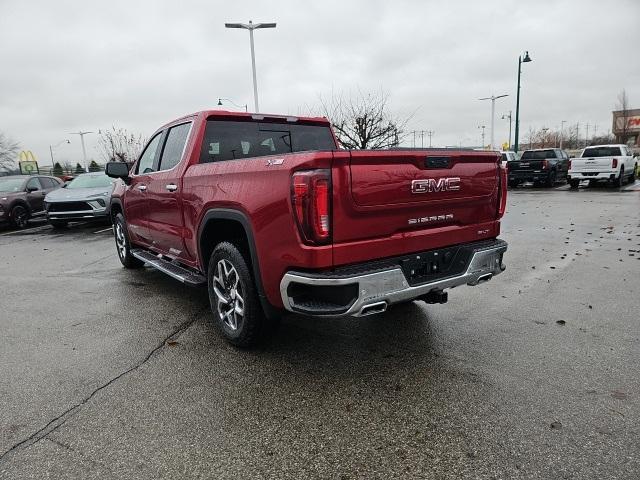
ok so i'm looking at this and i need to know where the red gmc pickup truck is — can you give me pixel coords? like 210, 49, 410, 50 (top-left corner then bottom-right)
106, 110, 508, 347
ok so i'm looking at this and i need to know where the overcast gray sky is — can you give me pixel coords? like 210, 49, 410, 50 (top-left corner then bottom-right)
1, 0, 639, 165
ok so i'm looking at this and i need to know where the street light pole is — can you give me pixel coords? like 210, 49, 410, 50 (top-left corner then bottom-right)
69, 131, 93, 170
225, 20, 277, 113
559, 120, 566, 149
217, 98, 248, 112
514, 51, 532, 153
502, 111, 513, 149
480, 94, 508, 150
48, 139, 70, 167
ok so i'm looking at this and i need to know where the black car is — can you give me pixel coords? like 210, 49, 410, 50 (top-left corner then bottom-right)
0, 175, 63, 228
507, 148, 570, 188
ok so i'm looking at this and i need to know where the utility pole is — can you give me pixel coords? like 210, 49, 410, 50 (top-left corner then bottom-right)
420, 130, 425, 148
225, 20, 277, 113
559, 120, 566, 149
69, 131, 93, 171
585, 123, 590, 147
575, 123, 579, 149
426, 130, 434, 147
478, 125, 486, 148
412, 130, 416, 148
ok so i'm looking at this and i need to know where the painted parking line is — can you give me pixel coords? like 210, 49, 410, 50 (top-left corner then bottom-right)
0, 224, 51, 236
93, 227, 113, 234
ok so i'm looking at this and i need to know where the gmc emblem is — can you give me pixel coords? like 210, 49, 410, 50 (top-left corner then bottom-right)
411, 177, 461, 194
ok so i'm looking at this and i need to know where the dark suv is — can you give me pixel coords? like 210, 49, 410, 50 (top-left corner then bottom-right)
0, 175, 63, 228
507, 148, 570, 188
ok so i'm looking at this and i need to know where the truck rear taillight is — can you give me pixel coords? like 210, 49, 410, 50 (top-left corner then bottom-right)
568, 159, 572, 170
292, 169, 331, 245
497, 164, 508, 219
612, 158, 618, 168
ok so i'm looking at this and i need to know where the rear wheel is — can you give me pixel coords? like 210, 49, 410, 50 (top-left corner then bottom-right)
113, 213, 144, 268
569, 179, 580, 189
208, 242, 268, 348
615, 167, 625, 188
10, 205, 29, 229
545, 170, 557, 187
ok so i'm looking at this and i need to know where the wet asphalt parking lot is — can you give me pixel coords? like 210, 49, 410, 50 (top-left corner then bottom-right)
1, 181, 639, 479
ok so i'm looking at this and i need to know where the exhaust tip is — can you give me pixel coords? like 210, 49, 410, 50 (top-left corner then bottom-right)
359, 301, 388, 316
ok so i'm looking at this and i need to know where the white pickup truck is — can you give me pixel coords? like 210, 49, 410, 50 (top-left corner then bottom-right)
568, 144, 637, 188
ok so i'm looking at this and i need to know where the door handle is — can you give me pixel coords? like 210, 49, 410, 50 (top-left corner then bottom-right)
137, 185, 147, 191
165, 184, 178, 192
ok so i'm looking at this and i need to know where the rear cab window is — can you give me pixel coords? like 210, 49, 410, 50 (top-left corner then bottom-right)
583, 147, 621, 157
199, 119, 336, 163
520, 149, 556, 160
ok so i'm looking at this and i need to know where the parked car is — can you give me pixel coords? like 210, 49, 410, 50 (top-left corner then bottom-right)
507, 148, 570, 188
500, 151, 516, 166
44, 172, 116, 228
567, 144, 637, 188
0, 175, 63, 228
105, 109, 508, 347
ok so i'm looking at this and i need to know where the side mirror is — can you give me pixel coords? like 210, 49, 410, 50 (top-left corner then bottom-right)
105, 162, 131, 182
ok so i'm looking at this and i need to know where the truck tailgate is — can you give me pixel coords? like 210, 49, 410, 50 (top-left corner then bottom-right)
331, 150, 503, 265
571, 157, 613, 171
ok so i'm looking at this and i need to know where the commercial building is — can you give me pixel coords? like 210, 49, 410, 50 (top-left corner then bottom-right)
612, 108, 640, 146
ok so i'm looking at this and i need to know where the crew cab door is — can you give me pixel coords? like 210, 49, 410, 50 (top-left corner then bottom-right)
126, 132, 164, 246
144, 121, 193, 261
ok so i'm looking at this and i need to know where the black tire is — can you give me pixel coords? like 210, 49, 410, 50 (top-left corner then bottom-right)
113, 213, 144, 268
208, 241, 268, 348
50, 220, 68, 229
10, 204, 29, 229
615, 167, 624, 188
545, 170, 557, 188
569, 179, 580, 189
628, 165, 636, 183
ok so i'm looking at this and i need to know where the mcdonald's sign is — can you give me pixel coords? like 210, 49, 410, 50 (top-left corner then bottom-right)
19, 151, 39, 175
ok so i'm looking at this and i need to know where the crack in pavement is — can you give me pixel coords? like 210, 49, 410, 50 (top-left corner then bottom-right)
0, 308, 206, 463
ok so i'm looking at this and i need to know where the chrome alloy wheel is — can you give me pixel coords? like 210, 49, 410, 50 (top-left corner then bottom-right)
213, 259, 245, 331
115, 222, 127, 259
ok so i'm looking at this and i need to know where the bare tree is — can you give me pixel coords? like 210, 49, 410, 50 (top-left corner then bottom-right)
97, 126, 147, 163
616, 89, 630, 143
319, 89, 410, 149
0, 132, 20, 173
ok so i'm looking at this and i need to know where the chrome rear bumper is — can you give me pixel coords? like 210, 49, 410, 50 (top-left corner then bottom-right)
280, 239, 507, 317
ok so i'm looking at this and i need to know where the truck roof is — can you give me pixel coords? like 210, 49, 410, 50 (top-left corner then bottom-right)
164, 109, 331, 128
583, 144, 627, 148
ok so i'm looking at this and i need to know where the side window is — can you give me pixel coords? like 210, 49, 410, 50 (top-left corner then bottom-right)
26, 177, 42, 191
158, 123, 191, 171
42, 178, 58, 189
135, 133, 163, 175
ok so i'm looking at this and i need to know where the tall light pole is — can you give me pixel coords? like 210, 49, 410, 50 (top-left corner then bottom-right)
225, 20, 276, 113
478, 125, 486, 148
217, 98, 248, 112
559, 120, 567, 148
69, 131, 93, 170
49, 139, 70, 166
502, 111, 513, 149
479, 94, 508, 150
514, 51, 532, 153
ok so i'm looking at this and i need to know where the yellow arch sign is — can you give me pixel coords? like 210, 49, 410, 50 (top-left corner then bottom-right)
19, 151, 39, 175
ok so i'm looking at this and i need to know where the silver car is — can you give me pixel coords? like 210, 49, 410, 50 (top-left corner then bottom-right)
45, 172, 116, 228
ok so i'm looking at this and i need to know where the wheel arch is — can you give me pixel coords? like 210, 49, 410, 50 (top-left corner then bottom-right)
197, 208, 279, 319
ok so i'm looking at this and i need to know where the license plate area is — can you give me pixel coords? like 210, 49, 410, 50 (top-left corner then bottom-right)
399, 246, 471, 286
